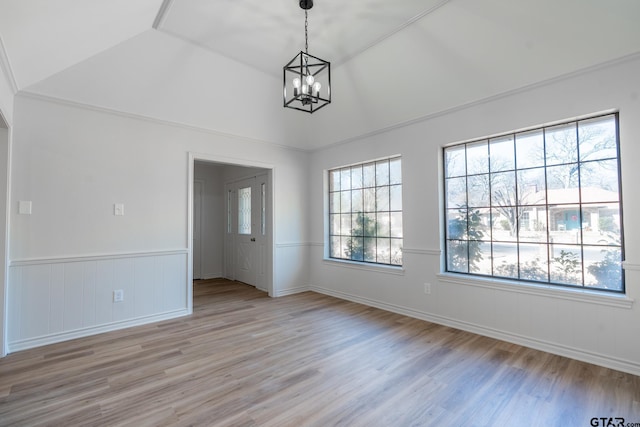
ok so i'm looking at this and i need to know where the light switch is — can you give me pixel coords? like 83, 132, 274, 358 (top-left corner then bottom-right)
113, 289, 124, 302
19, 201, 32, 215
114, 203, 125, 216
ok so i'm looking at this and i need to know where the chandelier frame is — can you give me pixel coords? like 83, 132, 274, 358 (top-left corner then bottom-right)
283, 0, 331, 113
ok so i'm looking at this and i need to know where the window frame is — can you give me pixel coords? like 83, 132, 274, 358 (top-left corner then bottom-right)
327, 156, 404, 267
442, 113, 625, 294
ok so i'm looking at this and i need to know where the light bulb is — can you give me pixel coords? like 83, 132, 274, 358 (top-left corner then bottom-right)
302, 84, 309, 95
305, 74, 315, 85
312, 81, 321, 96
292, 78, 301, 88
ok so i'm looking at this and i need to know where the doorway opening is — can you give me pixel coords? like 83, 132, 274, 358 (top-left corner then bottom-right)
189, 154, 273, 312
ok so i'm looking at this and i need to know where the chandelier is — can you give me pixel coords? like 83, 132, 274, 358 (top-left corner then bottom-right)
283, 0, 331, 113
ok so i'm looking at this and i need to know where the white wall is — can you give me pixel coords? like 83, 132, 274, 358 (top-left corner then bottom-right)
309, 56, 640, 376
194, 162, 224, 279
6, 93, 310, 351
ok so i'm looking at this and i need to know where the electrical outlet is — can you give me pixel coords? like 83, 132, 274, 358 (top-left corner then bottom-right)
424, 283, 431, 295
19, 201, 33, 215
113, 289, 124, 302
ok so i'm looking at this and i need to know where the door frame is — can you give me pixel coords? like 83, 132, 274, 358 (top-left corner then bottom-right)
187, 153, 275, 312
0, 111, 11, 357
192, 179, 204, 280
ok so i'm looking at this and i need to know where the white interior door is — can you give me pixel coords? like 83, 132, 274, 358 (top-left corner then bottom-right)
235, 178, 255, 285
225, 174, 269, 289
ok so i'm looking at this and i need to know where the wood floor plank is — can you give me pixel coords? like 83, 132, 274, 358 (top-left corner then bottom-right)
0, 278, 639, 426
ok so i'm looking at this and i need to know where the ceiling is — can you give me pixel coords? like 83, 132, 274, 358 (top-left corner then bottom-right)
1, 0, 639, 150
157, 0, 448, 77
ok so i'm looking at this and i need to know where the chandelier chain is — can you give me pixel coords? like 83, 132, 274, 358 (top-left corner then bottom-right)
304, 10, 308, 54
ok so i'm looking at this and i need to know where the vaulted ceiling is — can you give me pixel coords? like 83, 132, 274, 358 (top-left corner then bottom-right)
1, 0, 639, 150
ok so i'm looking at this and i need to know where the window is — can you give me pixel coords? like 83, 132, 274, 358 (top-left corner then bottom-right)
227, 189, 232, 233
329, 157, 403, 266
238, 186, 251, 235
261, 182, 266, 236
443, 113, 624, 293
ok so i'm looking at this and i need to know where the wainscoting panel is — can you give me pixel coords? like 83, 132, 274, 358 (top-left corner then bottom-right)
7, 250, 189, 352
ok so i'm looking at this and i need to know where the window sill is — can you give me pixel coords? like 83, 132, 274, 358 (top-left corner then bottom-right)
323, 258, 405, 276
436, 273, 634, 309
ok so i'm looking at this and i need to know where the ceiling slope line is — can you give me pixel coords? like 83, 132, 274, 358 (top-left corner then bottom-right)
332, 0, 452, 68
0, 34, 19, 94
314, 50, 640, 152
153, 0, 175, 29
156, 28, 286, 79
17, 90, 311, 154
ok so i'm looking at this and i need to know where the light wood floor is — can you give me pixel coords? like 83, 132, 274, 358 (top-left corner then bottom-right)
1, 279, 639, 426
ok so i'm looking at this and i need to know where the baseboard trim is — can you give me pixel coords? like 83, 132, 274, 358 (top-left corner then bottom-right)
273, 285, 310, 297
200, 272, 223, 280
8, 309, 190, 353
309, 285, 640, 377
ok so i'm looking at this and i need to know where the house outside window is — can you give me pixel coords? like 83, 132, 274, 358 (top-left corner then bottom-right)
443, 113, 624, 292
329, 157, 403, 266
